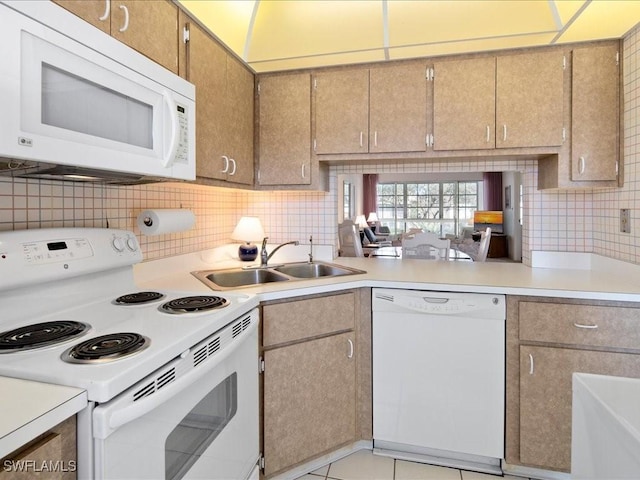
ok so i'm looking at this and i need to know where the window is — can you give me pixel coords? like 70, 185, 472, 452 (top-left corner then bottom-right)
377, 181, 479, 236
343, 181, 353, 220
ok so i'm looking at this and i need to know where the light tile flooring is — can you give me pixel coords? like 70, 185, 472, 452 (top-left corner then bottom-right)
296, 450, 530, 480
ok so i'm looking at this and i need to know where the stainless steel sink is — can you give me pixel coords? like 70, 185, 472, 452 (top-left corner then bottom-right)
274, 262, 361, 279
191, 261, 365, 290
192, 268, 290, 290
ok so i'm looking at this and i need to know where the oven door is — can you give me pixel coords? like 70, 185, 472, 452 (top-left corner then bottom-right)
92, 312, 259, 480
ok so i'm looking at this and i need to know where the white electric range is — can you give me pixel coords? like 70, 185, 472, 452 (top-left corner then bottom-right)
0, 228, 259, 480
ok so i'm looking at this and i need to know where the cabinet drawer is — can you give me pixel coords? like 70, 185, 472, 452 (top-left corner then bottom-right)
519, 302, 640, 350
262, 292, 355, 347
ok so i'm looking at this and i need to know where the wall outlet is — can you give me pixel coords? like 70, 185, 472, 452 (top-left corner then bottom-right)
621, 209, 631, 233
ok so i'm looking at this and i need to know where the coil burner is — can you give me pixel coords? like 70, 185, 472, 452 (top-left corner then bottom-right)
62, 332, 150, 364
159, 295, 230, 314
0, 321, 90, 352
114, 291, 165, 305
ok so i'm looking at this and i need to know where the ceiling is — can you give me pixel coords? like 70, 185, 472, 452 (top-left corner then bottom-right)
178, 0, 640, 73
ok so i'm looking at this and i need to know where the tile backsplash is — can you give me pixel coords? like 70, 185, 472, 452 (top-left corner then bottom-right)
2, 26, 639, 267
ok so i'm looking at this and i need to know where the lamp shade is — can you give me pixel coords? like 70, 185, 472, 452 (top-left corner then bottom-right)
367, 212, 379, 223
355, 215, 368, 229
231, 216, 265, 242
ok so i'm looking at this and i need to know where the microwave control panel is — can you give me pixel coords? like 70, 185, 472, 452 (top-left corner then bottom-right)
175, 104, 189, 164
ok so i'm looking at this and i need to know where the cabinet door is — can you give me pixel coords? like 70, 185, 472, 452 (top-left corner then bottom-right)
56, 1, 179, 74
185, 20, 228, 181
258, 74, 311, 185
263, 332, 356, 477
369, 63, 428, 153
111, 1, 179, 74
571, 44, 619, 181
519, 346, 640, 472
224, 55, 254, 185
53, 0, 111, 33
496, 51, 564, 148
433, 57, 496, 150
314, 69, 369, 154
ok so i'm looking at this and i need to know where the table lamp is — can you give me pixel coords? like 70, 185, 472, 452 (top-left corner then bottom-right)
367, 212, 379, 232
355, 215, 368, 230
231, 216, 265, 261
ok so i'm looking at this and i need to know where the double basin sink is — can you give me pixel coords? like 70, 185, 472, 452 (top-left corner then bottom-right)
192, 261, 366, 291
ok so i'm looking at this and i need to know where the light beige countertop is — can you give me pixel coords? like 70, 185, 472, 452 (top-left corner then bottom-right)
0, 377, 87, 459
134, 245, 640, 303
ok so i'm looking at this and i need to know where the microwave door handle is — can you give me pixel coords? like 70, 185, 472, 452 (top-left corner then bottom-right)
161, 91, 179, 167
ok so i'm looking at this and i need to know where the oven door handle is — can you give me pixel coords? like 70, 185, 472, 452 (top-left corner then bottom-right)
93, 322, 257, 439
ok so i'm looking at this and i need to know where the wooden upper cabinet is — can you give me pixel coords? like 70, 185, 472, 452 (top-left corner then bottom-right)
369, 63, 428, 153
571, 44, 619, 182
434, 51, 563, 150
258, 73, 311, 186
54, 0, 179, 74
314, 69, 369, 154
496, 51, 565, 148
433, 57, 496, 150
225, 55, 255, 185
110, 1, 178, 74
53, 0, 110, 33
184, 16, 227, 181
183, 15, 254, 185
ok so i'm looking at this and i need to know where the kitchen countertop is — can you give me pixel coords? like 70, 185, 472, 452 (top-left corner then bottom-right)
0, 377, 87, 459
134, 244, 640, 303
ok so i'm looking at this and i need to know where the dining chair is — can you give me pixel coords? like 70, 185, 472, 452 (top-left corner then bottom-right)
475, 227, 492, 262
338, 220, 364, 257
401, 232, 450, 260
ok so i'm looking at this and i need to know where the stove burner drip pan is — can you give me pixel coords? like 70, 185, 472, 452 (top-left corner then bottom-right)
160, 295, 230, 314
0, 321, 90, 352
114, 291, 165, 305
62, 332, 150, 364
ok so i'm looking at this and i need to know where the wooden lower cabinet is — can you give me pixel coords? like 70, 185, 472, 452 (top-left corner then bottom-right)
263, 332, 356, 476
507, 296, 640, 475
261, 291, 366, 478
0, 416, 77, 480
519, 345, 640, 471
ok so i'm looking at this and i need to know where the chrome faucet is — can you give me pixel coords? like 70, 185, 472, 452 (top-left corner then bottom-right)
308, 235, 313, 263
260, 237, 299, 267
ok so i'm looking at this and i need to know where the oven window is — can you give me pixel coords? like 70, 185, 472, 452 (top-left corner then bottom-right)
165, 373, 238, 480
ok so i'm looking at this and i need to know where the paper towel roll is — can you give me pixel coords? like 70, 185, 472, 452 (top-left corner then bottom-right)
137, 209, 195, 236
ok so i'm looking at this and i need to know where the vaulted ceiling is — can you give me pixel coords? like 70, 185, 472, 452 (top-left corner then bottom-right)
178, 0, 640, 73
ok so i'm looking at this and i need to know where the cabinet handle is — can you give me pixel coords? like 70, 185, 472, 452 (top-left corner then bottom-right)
301, 163, 306, 179
359, 131, 364, 148
221, 155, 229, 173
579, 156, 586, 175
528, 353, 534, 375
502, 124, 507, 142
229, 158, 237, 176
574, 323, 598, 330
118, 5, 129, 32
347, 339, 354, 359
486, 125, 490, 143
99, 0, 110, 21
374, 131, 378, 147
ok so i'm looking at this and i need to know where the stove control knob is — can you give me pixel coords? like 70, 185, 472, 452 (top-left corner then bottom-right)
126, 236, 138, 252
112, 237, 125, 252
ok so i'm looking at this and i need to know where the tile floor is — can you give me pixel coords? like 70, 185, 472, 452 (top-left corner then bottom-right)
296, 450, 530, 480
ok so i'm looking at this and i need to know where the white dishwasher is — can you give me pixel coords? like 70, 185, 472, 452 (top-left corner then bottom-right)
372, 288, 505, 474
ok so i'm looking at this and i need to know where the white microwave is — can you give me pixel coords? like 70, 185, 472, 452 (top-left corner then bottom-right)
0, 1, 195, 183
